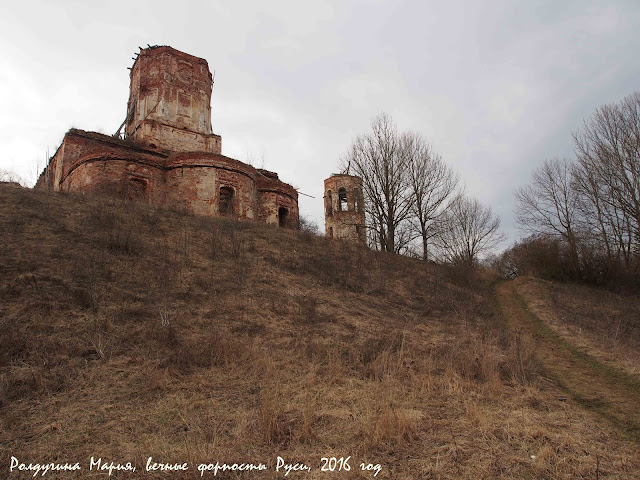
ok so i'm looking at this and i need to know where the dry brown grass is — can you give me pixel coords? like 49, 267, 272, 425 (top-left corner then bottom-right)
515, 276, 640, 378
0, 183, 639, 479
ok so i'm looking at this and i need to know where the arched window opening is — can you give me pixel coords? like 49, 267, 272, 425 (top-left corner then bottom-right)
354, 187, 361, 213
328, 227, 333, 238
219, 186, 234, 216
278, 207, 289, 228
338, 188, 348, 212
125, 176, 148, 201
326, 191, 333, 215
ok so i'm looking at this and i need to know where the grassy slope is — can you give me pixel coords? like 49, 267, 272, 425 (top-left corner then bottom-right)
497, 279, 640, 443
513, 276, 640, 379
0, 183, 638, 479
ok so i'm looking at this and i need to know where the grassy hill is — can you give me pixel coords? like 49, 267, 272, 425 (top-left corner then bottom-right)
1, 183, 639, 479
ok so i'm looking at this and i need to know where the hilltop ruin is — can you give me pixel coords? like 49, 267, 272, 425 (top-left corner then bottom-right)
36, 45, 298, 227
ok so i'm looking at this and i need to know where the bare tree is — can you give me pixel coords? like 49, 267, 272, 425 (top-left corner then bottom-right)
340, 113, 413, 253
510, 92, 640, 281
433, 196, 505, 266
298, 215, 320, 235
572, 155, 634, 268
403, 132, 460, 260
515, 158, 581, 272
573, 92, 640, 264
0, 169, 26, 186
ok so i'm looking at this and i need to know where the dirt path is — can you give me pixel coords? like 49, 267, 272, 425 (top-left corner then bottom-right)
495, 280, 640, 443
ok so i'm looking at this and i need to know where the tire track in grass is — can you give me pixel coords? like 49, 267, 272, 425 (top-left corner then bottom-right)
495, 280, 640, 444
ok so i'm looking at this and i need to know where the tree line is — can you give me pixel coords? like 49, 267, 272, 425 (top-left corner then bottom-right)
339, 113, 504, 265
502, 92, 640, 283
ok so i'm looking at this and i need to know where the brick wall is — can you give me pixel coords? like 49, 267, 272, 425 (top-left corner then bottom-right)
36, 129, 298, 227
324, 174, 366, 243
35, 45, 299, 229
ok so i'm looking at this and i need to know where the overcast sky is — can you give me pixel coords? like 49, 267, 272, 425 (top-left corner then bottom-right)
1, 0, 639, 246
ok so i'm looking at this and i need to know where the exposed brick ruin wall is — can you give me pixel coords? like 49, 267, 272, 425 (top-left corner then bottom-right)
35, 46, 298, 228
134, 121, 221, 154
324, 174, 366, 243
36, 129, 298, 224
164, 152, 260, 218
125, 46, 220, 153
36, 130, 167, 196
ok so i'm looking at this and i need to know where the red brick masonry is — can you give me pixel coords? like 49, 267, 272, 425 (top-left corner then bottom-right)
324, 174, 365, 243
36, 46, 298, 227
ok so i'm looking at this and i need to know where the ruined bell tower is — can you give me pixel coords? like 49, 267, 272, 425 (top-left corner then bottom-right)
324, 174, 366, 244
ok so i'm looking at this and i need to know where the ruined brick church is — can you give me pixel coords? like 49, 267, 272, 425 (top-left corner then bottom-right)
36, 45, 299, 227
